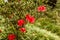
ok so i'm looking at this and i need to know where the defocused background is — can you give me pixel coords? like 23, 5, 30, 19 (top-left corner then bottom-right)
0, 0, 60, 40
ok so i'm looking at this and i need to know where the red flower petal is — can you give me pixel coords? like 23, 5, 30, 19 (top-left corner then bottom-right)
8, 34, 16, 40
29, 17, 35, 23
26, 14, 31, 20
18, 19, 25, 26
19, 28, 26, 33
26, 14, 35, 23
37, 5, 46, 12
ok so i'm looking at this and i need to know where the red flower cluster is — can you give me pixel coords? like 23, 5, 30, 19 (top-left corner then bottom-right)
19, 28, 26, 33
18, 19, 25, 26
18, 14, 35, 26
26, 14, 35, 23
8, 34, 16, 40
17, 14, 35, 33
37, 5, 46, 12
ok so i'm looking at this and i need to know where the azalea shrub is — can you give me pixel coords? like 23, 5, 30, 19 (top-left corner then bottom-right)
0, 0, 60, 40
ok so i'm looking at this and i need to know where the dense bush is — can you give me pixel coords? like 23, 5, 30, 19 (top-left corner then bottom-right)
0, 0, 60, 40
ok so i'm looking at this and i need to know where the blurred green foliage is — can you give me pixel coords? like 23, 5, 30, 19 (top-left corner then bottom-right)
0, 0, 60, 40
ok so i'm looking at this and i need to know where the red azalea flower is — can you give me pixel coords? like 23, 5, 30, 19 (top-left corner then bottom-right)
19, 28, 26, 33
18, 19, 25, 26
8, 34, 16, 40
26, 14, 31, 20
29, 16, 35, 23
37, 5, 46, 12
26, 14, 35, 23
